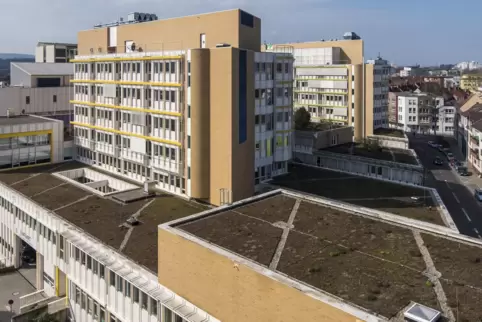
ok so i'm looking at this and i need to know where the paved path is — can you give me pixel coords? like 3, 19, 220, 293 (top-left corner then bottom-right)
409, 134, 482, 239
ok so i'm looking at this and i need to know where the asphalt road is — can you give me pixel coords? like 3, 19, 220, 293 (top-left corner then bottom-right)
409, 134, 482, 239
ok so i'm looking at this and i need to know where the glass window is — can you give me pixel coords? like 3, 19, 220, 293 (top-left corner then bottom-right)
99, 264, 105, 279
125, 280, 131, 297
163, 306, 172, 321
151, 298, 158, 316
133, 287, 139, 303
81, 292, 86, 310
110, 271, 115, 286
141, 292, 148, 310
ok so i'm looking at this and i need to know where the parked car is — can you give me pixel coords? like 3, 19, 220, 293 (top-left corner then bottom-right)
433, 157, 443, 165
458, 166, 470, 176
446, 152, 454, 159
475, 188, 482, 201
428, 141, 437, 148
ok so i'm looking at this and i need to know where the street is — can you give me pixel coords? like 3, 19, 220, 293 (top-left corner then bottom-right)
409, 134, 482, 239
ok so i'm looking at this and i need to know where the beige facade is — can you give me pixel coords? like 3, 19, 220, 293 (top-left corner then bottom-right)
72, 9, 292, 206
158, 228, 360, 322
268, 39, 389, 140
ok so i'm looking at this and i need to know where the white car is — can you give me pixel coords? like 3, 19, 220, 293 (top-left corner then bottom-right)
475, 188, 482, 202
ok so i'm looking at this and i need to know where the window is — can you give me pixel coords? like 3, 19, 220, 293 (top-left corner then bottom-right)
163, 306, 173, 321
133, 287, 139, 303
81, 292, 86, 310
141, 292, 148, 310
26, 96, 30, 104
81, 252, 86, 265
87, 256, 92, 269
125, 280, 131, 298
53, 95, 57, 103
110, 271, 115, 286
99, 264, 105, 279
151, 298, 158, 316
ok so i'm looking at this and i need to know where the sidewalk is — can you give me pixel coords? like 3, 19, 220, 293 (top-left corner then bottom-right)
447, 139, 482, 194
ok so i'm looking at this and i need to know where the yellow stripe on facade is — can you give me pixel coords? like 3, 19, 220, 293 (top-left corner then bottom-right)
70, 79, 182, 87
295, 103, 348, 108
70, 100, 182, 117
55, 266, 59, 296
70, 55, 183, 63
296, 65, 350, 69
294, 90, 348, 95
0, 129, 52, 139
70, 121, 182, 147
295, 77, 348, 81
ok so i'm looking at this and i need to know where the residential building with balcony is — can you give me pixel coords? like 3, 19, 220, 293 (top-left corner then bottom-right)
267, 35, 389, 141
71, 9, 293, 207
393, 93, 446, 135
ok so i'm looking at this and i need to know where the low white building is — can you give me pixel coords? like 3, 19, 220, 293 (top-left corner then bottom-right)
0, 63, 73, 126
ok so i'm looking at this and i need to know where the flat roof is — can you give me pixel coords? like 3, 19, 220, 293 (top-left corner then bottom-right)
271, 165, 444, 226
172, 190, 482, 321
0, 115, 56, 126
12, 62, 73, 76
322, 143, 418, 165
0, 162, 207, 273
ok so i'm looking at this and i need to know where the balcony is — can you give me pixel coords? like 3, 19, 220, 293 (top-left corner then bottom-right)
74, 137, 94, 150
121, 149, 149, 166
471, 135, 480, 146
471, 148, 480, 160
151, 156, 182, 174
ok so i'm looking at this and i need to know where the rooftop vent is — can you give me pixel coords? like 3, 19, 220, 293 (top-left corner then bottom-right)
126, 217, 140, 226
404, 303, 441, 322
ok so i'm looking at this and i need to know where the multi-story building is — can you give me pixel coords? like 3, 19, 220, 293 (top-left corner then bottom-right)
0, 62, 74, 126
460, 72, 482, 92
394, 93, 446, 134
268, 34, 390, 141
0, 115, 66, 170
70, 9, 293, 207
456, 91, 482, 165
35, 42, 78, 63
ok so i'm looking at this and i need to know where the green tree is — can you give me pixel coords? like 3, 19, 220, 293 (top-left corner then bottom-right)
294, 107, 311, 130
34, 312, 59, 322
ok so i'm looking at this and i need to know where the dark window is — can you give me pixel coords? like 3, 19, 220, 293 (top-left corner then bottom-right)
187, 105, 191, 118
26, 96, 30, 104
188, 167, 191, 180
238, 50, 247, 143
53, 95, 57, 103
240, 10, 254, 28
187, 136, 191, 149
37, 77, 61, 87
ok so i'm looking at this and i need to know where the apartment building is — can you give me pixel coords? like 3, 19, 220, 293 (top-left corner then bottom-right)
0, 62, 74, 126
393, 93, 448, 134
35, 42, 78, 63
71, 9, 293, 207
456, 91, 482, 167
268, 34, 390, 140
461, 72, 482, 92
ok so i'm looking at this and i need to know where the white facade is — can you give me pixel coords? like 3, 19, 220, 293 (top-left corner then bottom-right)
395, 93, 452, 135
367, 57, 390, 129
254, 52, 293, 183
72, 50, 294, 198
36, 43, 78, 63
0, 116, 64, 169
400, 67, 412, 77
0, 178, 217, 322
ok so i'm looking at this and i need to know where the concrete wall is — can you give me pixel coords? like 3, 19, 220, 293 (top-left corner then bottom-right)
368, 134, 409, 150
0, 86, 72, 116
10, 64, 32, 88
78, 9, 261, 55
295, 150, 424, 186
158, 228, 361, 322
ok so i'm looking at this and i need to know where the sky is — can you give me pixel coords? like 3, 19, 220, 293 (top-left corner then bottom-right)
0, 0, 480, 65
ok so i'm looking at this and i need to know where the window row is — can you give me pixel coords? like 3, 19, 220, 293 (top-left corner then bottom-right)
255, 62, 291, 74
71, 244, 106, 278
74, 61, 178, 75
0, 196, 56, 244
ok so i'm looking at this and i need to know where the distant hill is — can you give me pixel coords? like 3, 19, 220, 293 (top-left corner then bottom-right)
0, 53, 34, 60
